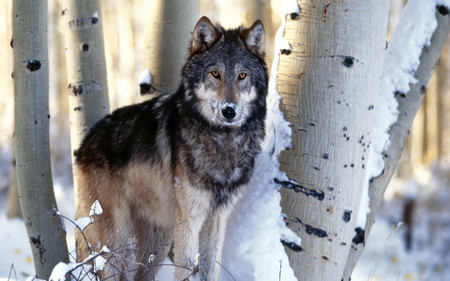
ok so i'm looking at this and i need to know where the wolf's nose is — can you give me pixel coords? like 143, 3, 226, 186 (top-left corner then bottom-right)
222, 106, 236, 120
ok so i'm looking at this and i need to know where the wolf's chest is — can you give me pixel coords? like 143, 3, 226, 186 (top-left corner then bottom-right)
179, 127, 260, 203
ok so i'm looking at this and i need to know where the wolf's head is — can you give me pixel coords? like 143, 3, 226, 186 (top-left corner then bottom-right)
182, 16, 268, 129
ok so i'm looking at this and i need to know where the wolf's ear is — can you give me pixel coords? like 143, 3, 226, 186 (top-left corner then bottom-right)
191, 16, 221, 54
241, 20, 265, 58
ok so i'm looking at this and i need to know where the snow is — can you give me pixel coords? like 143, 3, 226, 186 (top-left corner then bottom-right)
221, 1, 301, 280
88, 200, 103, 216
139, 68, 153, 87
356, 0, 446, 228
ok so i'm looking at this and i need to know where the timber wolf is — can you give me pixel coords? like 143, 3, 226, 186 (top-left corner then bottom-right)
75, 16, 268, 281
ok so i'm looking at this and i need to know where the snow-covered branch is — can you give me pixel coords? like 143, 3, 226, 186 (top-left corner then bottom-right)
343, 2, 450, 279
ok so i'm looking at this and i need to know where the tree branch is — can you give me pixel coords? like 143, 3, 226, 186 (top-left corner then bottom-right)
342, 6, 450, 279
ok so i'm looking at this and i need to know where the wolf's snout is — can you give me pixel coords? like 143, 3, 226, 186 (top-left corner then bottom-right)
221, 106, 237, 120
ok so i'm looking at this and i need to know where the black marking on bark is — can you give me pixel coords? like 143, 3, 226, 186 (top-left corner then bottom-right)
297, 217, 329, 238
342, 127, 347, 131
368, 105, 374, 110
290, 13, 300, 20
69, 16, 99, 30
34, 120, 38, 124
68, 81, 103, 96
352, 227, 365, 245
73, 149, 79, 157
30, 235, 47, 265
10, 39, 13, 48
47, 114, 50, 119
82, 43, 89, 52
280, 49, 292, 55
328, 186, 334, 192
342, 56, 354, 68
313, 166, 320, 171
74, 106, 82, 111
437, 5, 449, 16
140, 83, 157, 96
395, 91, 406, 98
340, 242, 347, 246
275, 178, 325, 201
322, 256, 329, 261
343, 210, 352, 223
61, 9, 67, 16
322, 153, 330, 160
350, 163, 354, 168
281, 240, 303, 252
26, 60, 41, 72
420, 85, 427, 95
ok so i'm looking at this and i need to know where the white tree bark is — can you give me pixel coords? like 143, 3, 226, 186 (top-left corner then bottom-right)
62, 0, 110, 207
142, 0, 199, 96
12, 0, 69, 278
277, 1, 390, 280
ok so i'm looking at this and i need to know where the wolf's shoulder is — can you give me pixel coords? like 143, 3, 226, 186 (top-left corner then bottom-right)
76, 94, 179, 170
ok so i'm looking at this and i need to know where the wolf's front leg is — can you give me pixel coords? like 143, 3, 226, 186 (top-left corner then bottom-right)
198, 206, 233, 281
173, 183, 211, 280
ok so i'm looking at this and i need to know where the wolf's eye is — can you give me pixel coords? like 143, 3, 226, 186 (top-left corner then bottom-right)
211, 70, 220, 79
238, 72, 247, 80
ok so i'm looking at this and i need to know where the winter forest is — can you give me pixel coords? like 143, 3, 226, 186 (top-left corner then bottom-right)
1, 0, 450, 280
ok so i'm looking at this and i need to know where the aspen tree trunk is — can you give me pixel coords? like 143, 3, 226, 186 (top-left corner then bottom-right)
62, 0, 110, 207
12, 0, 69, 278
142, 0, 198, 96
277, 1, 389, 280
342, 7, 450, 279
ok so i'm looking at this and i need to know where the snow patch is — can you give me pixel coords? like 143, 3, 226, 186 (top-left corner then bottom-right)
356, 0, 444, 228
139, 68, 153, 85
89, 200, 103, 216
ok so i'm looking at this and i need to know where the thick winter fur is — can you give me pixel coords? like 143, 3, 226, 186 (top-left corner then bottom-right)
75, 16, 268, 281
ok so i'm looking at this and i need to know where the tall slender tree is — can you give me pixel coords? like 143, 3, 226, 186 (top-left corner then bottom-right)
62, 0, 110, 207
12, 0, 69, 278
276, 1, 390, 280
142, 0, 199, 97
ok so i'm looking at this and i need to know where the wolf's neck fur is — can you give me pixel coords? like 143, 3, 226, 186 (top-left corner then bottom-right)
174, 90, 265, 208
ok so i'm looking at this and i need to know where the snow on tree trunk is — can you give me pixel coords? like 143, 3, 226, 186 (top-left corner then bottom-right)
62, 0, 110, 207
343, 3, 450, 279
142, 0, 198, 96
12, 0, 69, 278
277, 1, 390, 280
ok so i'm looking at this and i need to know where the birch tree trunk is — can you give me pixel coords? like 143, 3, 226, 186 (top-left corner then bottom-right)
142, 0, 198, 96
343, 6, 450, 279
62, 0, 110, 207
12, 0, 69, 278
277, 1, 390, 280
